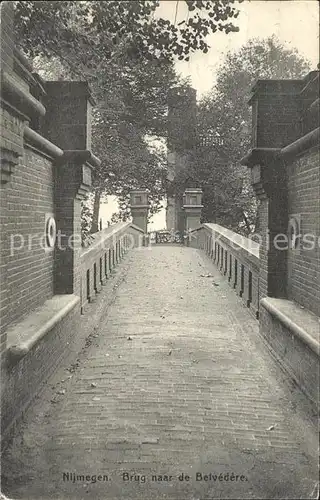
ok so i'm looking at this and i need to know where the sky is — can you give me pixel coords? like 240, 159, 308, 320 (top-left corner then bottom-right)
158, 0, 319, 98
100, 0, 319, 230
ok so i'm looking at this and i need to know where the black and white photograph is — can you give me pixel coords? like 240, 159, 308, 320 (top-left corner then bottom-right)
0, 1, 319, 499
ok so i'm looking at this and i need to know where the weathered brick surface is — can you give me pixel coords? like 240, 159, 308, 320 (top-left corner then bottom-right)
54, 158, 82, 296
2, 246, 318, 500
287, 149, 320, 315
0, 108, 25, 343
43, 82, 91, 151
256, 198, 268, 299
247, 72, 319, 306
259, 305, 319, 405
0, 2, 15, 74
5, 147, 55, 325
0, 6, 57, 338
1, 304, 79, 443
205, 230, 259, 318
253, 86, 302, 148
79, 225, 136, 311
1, 237, 133, 451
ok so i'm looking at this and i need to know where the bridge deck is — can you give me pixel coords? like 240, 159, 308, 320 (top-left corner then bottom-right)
2, 246, 318, 500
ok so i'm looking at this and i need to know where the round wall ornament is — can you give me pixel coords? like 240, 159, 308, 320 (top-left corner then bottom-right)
45, 216, 56, 248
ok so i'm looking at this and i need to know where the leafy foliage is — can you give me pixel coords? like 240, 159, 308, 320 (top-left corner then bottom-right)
14, 1, 242, 64
195, 36, 311, 234
14, 0, 243, 237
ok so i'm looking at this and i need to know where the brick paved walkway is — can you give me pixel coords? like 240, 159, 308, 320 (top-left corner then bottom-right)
2, 246, 318, 500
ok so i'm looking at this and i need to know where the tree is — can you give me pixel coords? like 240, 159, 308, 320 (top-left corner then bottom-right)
13, 0, 243, 234
14, 1, 242, 65
88, 59, 189, 231
195, 36, 311, 234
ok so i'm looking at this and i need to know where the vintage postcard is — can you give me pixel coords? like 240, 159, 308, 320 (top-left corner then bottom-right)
0, 1, 319, 499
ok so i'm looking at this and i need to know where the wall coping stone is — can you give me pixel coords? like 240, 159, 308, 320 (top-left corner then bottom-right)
309, 97, 319, 114
129, 222, 145, 233
199, 222, 260, 260
130, 189, 149, 194
24, 126, 63, 159
240, 148, 280, 167
13, 48, 42, 92
183, 205, 204, 209
260, 297, 320, 356
81, 222, 130, 255
1, 70, 46, 119
13, 47, 33, 74
44, 80, 96, 107
241, 128, 319, 167
81, 222, 144, 259
280, 126, 319, 162
60, 150, 101, 168
189, 223, 260, 267
248, 79, 302, 105
300, 71, 319, 96
6, 294, 80, 363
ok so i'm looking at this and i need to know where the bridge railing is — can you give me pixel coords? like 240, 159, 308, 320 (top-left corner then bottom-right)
189, 223, 260, 319
80, 221, 144, 313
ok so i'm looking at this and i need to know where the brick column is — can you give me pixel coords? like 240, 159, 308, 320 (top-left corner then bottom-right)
183, 189, 203, 235
166, 86, 197, 234
130, 190, 149, 234
0, 2, 44, 351
41, 81, 94, 150
241, 79, 304, 299
42, 82, 100, 295
0, 2, 14, 74
0, 2, 14, 348
54, 152, 98, 295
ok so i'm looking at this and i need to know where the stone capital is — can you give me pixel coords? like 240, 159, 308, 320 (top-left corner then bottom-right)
130, 190, 149, 233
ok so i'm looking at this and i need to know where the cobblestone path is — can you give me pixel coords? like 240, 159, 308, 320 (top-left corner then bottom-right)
2, 246, 318, 500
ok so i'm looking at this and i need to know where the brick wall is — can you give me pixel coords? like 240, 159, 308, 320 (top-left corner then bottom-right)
6, 147, 55, 325
242, 72, 319, 408
257, 198, 268, 300
0, 108, 24, 346
259, 306, 319, 406
1, 304, 79, 444
0, 2, 14, 74
287, 149, 320, 315
244, 72, 319, 308
0, 2, 55, 336
251, 81, 302, 148
43, 82, 92, 151
0, 2, 102, 447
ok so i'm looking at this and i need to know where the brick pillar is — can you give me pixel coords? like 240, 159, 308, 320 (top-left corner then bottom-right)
249, 80, 302, 149
0, 2, 14, 74
0, 2, 14, 348
42, 82, 100, 295
167, 86, 197, 233
183, 189, 203, 233
242, 79, 305, 299
130, 190, 149, 233
0, 2, 43, 351
41, 81, 94, 150
54, 152, 98, 295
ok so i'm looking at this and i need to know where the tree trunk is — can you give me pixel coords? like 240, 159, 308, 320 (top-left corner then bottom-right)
91, 188, 101, 234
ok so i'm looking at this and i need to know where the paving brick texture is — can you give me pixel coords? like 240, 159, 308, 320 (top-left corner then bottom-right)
1, 246, 319, 500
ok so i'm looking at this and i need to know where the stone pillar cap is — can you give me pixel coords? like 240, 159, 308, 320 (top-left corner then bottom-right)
183, 205, 203, 209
